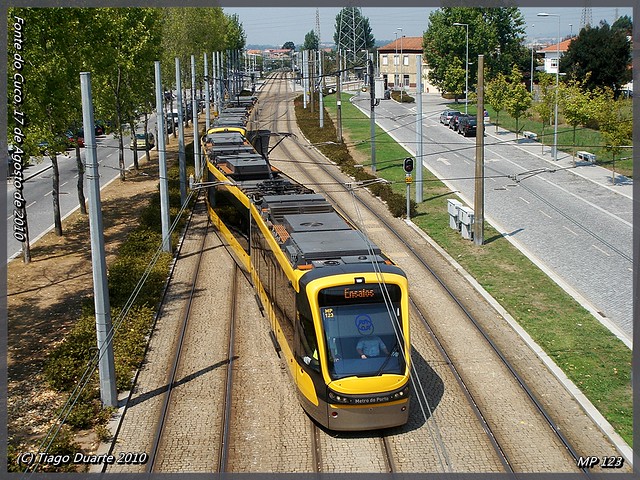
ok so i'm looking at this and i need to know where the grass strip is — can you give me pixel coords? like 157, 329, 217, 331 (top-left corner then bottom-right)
314, 92, 632, 446
455, 102, 632, 178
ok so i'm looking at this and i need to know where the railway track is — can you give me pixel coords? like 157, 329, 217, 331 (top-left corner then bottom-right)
255, 71, 617, 473
103, 71, 629, 474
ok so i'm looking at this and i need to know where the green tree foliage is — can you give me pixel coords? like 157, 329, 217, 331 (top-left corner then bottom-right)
560, 20, 632, 96
282, 41, 295, 50
9, 8, 87, 236
423, 7, 528, 94
225, 13, 247, 51
303, 30, 320, 51
592, 88, 632, 153
86, 8, 163, 181
485, 72, 509, 131
442, 56, 465, 102
504, 65, 532, 139
558, 78, 593, 156
612, 15, 633, 35
532, 73, 556, 151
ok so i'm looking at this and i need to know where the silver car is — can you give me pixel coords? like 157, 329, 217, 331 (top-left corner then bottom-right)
439, 110, 461, 125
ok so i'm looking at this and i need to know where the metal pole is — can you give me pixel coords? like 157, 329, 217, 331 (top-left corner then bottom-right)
310, 50, 315, 114
553, 16, 560, 160
336, 51, 343, 143
80, 72, 117, 408
406, 177, 411, 221
191, 55, 200, 179
464, 25, 468, 114
176, 57, 187, 206
319, 49, 324, 128
154, 62, 171, 253
369, 54, 376, 174
415, 54, 423, 203
303, 50, 308, 108
474, 55, 485, 246
204, 53, 210, 132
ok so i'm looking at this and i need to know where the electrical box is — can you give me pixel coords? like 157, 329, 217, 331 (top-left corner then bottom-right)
447, 199, 462, 230
375, 77, 385, 100
459, 206, 474, 240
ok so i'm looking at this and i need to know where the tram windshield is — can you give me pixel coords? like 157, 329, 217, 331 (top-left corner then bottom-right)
318, 284, 405, 380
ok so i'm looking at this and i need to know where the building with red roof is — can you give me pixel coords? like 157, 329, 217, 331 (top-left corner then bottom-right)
537, 38, 573, 75
377, 37, 436, 93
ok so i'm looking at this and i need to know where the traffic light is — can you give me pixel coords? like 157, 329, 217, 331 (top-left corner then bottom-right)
403, 157, 414, 173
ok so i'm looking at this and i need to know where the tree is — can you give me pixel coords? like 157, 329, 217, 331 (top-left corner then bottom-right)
612, 15, 632, 36
504, 65, 532, 140
560, 20, 632, 96
558, 78, 592, 161
303, 30, 319, 52
282, 41, 295, 50
87, 8, 163, 181
441, 57, 465, 102
485, 72, 509, 132
423, 7, 528, 94
532, 73, 555, 153
11, 8, 87, 239
591, 88, 632, 182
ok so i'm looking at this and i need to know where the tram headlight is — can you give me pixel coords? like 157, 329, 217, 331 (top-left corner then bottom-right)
390, 386, 410, 401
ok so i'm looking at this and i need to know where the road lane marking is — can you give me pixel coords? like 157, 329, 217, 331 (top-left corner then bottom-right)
437, 157, 451, 166
27, 201, 36, 208
519, 197, 530, 204
539, 210, 552, 219
592, 245, 610, 256
563, 225, 578, 236
44, 191, 52, 197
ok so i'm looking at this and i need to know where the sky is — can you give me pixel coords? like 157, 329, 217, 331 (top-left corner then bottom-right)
222, 7, 632, 47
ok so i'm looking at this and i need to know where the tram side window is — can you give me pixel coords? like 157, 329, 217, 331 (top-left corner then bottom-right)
297, 309, 320, 372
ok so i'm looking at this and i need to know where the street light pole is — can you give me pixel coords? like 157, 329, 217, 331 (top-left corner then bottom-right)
538, 12, 560, 161
453, 22, 469, 114
530, 25, 535, 95
400, 33, 404, 102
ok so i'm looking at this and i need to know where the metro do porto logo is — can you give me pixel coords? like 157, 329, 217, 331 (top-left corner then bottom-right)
355, 314, 374, 335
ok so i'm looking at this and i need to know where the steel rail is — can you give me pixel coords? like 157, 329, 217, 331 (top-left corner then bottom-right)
146, 213, 211, 473
218, 263, 239, 472
268, 72, 587, 474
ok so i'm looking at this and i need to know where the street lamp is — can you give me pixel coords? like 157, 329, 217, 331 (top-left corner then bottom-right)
537, 12, 560, 160
453, 22, 469, 114
530, 25, 535, 95
400, 32, 405, 101
395, 27, 402, 90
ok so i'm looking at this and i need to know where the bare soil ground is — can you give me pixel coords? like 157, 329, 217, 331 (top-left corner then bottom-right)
7, 133, 184, 462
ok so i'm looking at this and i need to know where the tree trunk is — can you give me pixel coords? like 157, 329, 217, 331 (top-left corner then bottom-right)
75, 143, 87, 214
130, 120, 139, 170
144, 113, 151, 161
118, 126, 126, 181
51, 154, 63, 236
170, 94, 176, 138
21, 205, 31, 263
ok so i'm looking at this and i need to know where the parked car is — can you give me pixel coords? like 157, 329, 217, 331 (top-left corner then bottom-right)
457, 115, 477, 137
64, 130, 85, 149
167, 111, 179, 128
439, 109, 461, 125
449, 113, 466, 131
129, 132, 155, 150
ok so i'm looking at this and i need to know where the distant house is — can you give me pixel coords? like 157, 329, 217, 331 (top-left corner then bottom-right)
537, 38, 572, 75
377, 37, 435, 93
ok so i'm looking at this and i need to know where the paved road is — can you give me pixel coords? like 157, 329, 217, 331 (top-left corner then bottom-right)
6, 116, 161, 262
350, 92, 632, 345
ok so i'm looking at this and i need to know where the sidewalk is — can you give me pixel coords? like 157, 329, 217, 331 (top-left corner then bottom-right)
485, 123, 633, 200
